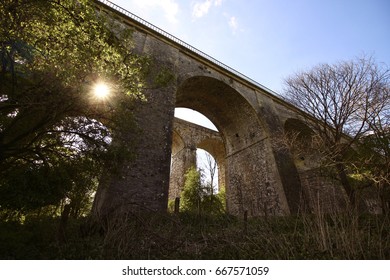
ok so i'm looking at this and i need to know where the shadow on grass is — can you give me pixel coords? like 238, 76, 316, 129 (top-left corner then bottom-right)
0, 211, 389, 259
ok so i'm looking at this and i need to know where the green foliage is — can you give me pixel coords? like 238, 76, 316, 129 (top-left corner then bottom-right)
216, 187, 226, 210
153, 67, 175, 88
0, 216, 103, 259
180, 167, 224, 215
0, 0, 147, 217
0, 163, 72, 212
180, 167, 202, 212
0, 0, 146, 162
0, 155, 101, 218
167, 199, 175, 213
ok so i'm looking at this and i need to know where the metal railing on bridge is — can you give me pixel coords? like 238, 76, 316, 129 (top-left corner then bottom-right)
96, 0, 284, 100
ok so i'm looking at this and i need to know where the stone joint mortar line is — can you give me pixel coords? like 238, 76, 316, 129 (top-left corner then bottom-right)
226, 136, 269, 159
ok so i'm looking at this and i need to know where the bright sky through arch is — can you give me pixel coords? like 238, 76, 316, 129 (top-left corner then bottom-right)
111, 0, 390, 95
174, 108, 218, 131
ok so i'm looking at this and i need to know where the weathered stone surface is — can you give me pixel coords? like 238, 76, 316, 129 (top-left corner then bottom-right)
92, 29, 178, 218
169, 118, 224, 200
93, 1, 371, 218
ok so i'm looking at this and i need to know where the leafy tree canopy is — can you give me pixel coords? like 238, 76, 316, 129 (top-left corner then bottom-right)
0, 0, 147, 215
180, 167, 224, 215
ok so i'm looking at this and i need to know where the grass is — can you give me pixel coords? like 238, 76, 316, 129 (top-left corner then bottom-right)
0, 211, 389, 259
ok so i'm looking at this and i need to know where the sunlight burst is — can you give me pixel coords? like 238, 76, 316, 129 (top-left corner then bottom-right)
93, 82, 110, 99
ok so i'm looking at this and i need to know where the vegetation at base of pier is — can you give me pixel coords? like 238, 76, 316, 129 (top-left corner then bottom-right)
176, 167, 225, 215
0, 210, 389, 260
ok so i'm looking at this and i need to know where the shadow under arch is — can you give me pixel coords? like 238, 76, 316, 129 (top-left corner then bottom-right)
176, 76, 265, 155
169, 126, 196, 199
171, 129, 185, 157
284, 118, 349, 213
284, 118, 316, 163
175, 75, 291, 216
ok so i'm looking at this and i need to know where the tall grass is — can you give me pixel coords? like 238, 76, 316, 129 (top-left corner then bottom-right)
95, 208, 389, 259
0, 210, 388, 259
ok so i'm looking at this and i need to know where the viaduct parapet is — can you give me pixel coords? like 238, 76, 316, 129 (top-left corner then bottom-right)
92, 0, 359, 218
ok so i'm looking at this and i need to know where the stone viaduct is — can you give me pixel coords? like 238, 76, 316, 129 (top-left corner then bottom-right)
92, 0, 348, 218
170, 117, 225, 200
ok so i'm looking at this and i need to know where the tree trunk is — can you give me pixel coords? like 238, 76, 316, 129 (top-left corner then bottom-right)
336, 162, 356, 207
379, 183, 389, 215
57, 204, 71, 244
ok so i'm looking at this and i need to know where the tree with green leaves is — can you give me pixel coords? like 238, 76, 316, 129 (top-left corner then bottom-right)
0, 0, 147, 218
180, 167, 224, 215
180, 167, 203, 213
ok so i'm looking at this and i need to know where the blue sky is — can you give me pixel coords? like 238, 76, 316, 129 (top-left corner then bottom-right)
109, 0, 390, 128
107, 0, 389, 180
111, 0, 389, 93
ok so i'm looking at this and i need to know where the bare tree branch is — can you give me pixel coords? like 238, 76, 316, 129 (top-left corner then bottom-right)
284, 55, 390, 206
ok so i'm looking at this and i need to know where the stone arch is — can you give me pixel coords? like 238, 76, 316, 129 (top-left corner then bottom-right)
171, 130, 185, 156
284, 118, 316, 167
284, 118, 347, 212
169, 129, 194, 199
176, 76, 264, 154
169, 117, 225, 200
175, 75, 290, 216
91, 1, 325, 219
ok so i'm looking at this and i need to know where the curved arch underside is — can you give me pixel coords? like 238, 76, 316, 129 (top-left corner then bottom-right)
91, 6, 353, 219
176, 76, 265, 155
175, 76, 290, 216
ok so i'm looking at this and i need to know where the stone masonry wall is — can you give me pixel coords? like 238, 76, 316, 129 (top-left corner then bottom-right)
93, 1, 351, 218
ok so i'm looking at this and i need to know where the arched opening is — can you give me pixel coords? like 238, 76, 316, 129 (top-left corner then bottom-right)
284, 118, 347, 212
175, 107, 217, 131
169, 108, 226, 211
174, 75, 289, 216
197, 148, 219, 194
284, 118, 317, 170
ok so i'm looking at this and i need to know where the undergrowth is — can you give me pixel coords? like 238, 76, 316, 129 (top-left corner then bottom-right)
0, 211, 388, 259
